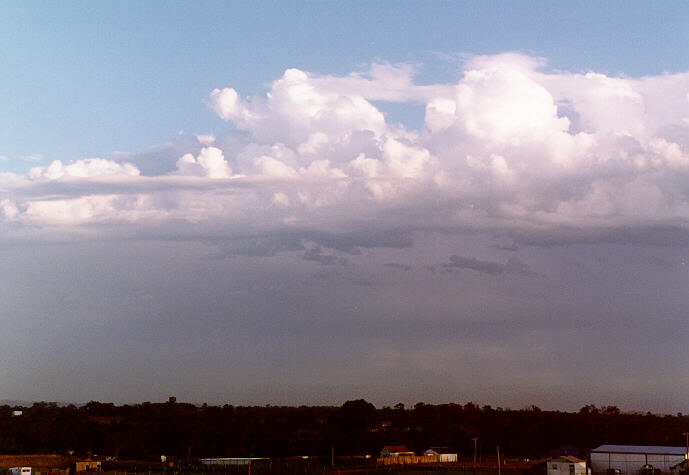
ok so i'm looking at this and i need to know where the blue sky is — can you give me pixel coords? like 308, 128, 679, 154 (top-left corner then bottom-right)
2, 1, 689, 412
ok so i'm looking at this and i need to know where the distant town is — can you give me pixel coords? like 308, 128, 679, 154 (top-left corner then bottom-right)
1, 399, 689, 474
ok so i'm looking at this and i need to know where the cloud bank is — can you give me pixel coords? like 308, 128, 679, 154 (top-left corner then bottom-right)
3, 53, 689, 250
4, 53, 689, 411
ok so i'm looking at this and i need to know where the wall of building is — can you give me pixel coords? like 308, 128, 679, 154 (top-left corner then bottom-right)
590, 452, 686, 475
548, 460, 587, 475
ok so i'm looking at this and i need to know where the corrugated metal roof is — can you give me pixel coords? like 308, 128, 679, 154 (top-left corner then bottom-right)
592, 445, 687, 455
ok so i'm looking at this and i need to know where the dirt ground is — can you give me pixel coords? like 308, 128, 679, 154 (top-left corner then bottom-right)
0, 455, 74, 470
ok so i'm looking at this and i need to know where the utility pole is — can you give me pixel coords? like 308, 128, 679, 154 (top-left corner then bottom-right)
471, 437, 478, 465
497, 446, 502, 475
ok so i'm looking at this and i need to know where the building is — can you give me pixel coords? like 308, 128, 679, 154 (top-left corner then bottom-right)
75, 460, 101, 472
380, 446, 414, 457
424, 447, 458, 462
547, 456, 588, 475
590, 445, 687, 475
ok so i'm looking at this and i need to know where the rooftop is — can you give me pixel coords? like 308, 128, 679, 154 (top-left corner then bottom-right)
552, 456, 586, 463
592, 445, 687, 456
426, 447, 458, 454
383, 446, 412, 453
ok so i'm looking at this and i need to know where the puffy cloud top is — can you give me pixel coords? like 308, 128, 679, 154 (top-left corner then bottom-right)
210, 68, 387, 146
176, 147, 233, 178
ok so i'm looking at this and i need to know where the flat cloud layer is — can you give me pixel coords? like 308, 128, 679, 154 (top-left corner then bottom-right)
2, 52, 689, 247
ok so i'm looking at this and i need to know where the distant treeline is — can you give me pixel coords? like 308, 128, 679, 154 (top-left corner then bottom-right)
0, 400, 687, 461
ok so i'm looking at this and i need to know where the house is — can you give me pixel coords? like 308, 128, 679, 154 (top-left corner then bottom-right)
380, 446, 414, 457
75, 460, 101, 472
590, 445, 687, 475
424, 447, 458, 462
547, 456, 587, 475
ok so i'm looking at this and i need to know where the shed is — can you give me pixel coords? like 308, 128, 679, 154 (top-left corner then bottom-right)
424, 447, 458, 462
548, 456, 587, 475
590, 445, 687, 475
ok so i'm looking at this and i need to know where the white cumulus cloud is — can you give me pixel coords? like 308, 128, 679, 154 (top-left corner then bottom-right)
175, 147, 233, 178
28, 158, 140, 180
3, 53, 689, 249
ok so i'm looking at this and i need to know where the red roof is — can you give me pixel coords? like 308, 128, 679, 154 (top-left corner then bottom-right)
384, 445, 411, 452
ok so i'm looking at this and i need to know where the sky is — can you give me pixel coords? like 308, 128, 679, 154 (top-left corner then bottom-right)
2, 1, 689, 413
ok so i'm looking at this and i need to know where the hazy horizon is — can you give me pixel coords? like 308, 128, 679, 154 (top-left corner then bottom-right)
1, 399, 682, 417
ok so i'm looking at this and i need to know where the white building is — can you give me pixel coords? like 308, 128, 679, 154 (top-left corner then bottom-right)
424, 447, 458, 462
548, 456, 588, 475
590, 445, 687, 475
